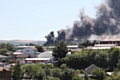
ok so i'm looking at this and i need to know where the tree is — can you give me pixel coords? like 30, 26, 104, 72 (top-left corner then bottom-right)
0, 48, 8, 55
23, 63, 45, 79
47, 76, 60, 80
61, 68, 76, 80
0, 43, 15, 52
91, 40, 98, 46
72, 74, 83, 80
29, 43, 36, 46
94, 50, 108, 68
53, 41, 68, 60
92, 68, 106, 80
109, 48, 120, 71
117, 59, 120, 69
13, 60, 23, 80
36, 46, 44, 52
84, 72, 91, 80
81, 40, 92, 47
106, 73, 120, 80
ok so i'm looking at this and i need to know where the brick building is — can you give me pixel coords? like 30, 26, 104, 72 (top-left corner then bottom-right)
0, 67, 11, 80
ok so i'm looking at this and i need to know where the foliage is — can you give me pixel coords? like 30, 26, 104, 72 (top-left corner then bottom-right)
78, 40, 98, 48
0, 43, 15, 52
61, 51, 92, 69
92, 68, 106, 80
0, 48, 8, 55
84, 72, 91, 80
94, 50, 108, 68
60, 48, 120, 70
53, 41, 68, 60
11, 47, 120, 80
106, 73, 120, 80
13, 60, 23, 80
60, 64, 68, 69
72, 74, 83, 80
36, 46, 44, 52
109, 48, 120, 71
47, 76, 60, 80
23, 63, 45, 79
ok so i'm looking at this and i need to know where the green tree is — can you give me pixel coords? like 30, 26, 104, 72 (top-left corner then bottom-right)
13, 60, 22, 80
117, 59, 120, 69
36, 46, 44, 52
23, 63, 45, 79
81, 40, 92, 47
92, 68, 106, 80
29, 43, 36, 46
94, 50, 108, 68
0, 48, 8, 55
51, 68, 61, 78
0, 43, 15, 52
72, 74, 83, 80
106, 74, 120, 80
47, 76, 60, 80
61, 68, 76, 80
109, 48, 120, 71
84, 72, 91, 80
53, 41, 68, 60
60, 64, 68, 70
91, 40, 98, 46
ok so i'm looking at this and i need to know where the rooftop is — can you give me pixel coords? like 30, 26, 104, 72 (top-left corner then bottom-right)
17, 46, 37, 50
85, 64, 99, 74
101, 35, 120, 41
0, 55, 8, 58
37, 51, 53, 59
25, 58, 51, 61
0, 67, 9, 71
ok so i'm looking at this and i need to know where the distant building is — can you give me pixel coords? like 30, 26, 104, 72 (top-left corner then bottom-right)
79, 64, 100, 79
25, 58, 52, 63
87, 35, 120, 50
46, 45, 80, 53
25, 51, 53, 63
13, 46, 38, 58
100, 35, 120, 45
85, 64, 100, 74
87, 44, 116, 50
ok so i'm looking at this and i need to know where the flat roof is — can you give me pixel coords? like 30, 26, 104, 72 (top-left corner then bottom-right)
101, 35, 120, 41
94, 44, 116, 47
87, 46, 111, 50
25, 58, 50, 61
67, 45, 78, 47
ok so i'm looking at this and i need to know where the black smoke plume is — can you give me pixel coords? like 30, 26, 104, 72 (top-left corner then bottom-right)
45, 0, 120, 45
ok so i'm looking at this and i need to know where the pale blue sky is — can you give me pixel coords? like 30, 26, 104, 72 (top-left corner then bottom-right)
0, 0, 104, 40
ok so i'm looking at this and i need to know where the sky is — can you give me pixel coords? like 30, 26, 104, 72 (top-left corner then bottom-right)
0, 0, 104, 41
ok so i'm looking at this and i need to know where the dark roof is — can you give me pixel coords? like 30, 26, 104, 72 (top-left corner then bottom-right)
85, 64, 99, 74
16, 54, 29, 58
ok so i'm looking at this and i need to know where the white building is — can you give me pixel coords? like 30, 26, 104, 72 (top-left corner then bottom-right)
24, 51, 53, 64
13, 46, 38, 58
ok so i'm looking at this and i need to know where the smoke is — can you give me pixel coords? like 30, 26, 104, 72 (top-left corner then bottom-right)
45, 0, 120, 45
44, 31, 55, 45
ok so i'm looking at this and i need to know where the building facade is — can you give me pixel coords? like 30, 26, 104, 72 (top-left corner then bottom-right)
14, 46, 38, 58
100, 35, 120, 45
